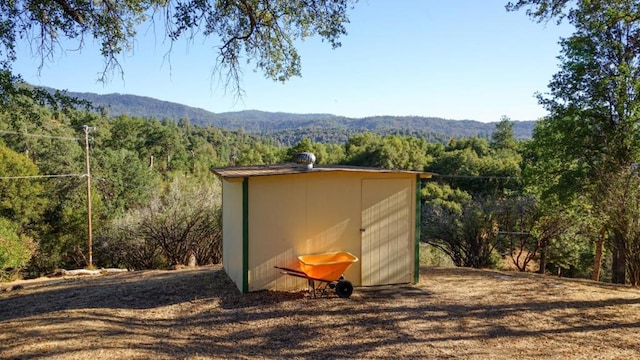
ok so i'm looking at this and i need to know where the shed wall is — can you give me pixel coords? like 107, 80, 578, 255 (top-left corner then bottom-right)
222, 179, 244, 292
247, 171, 416, 292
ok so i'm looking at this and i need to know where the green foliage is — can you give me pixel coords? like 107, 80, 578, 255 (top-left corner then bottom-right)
284, 138, 346, 165
511, 0, 640, 284
322, 143, 346, 164
514, 0, 640, 195
491, 116, 518, 151
92, 148, 161, 216
598, 168, 640, 285
343, 132, 383, 166
0, 217, 35, 281
287, 138, 320, 160
421, 197, 502, 269
428, 137, 522, 196
0, 143, 47, 226
377, 136, 433, 171
0, 73, 92, 115
342, 133, 440, 170
543, 233, 594, 278
420, 121, 537, 271
494, 195, 572, 272
421, 182, 472, 214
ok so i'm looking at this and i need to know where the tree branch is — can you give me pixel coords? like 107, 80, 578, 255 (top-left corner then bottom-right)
52, 0, 84, 24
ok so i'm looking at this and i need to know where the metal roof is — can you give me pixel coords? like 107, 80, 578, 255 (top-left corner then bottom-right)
211, 164, 433, 179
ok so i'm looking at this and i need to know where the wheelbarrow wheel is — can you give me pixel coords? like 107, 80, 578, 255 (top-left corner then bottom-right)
335, 280, 353, 298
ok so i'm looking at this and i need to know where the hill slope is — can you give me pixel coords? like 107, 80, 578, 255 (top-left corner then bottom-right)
58, 89, 536, 142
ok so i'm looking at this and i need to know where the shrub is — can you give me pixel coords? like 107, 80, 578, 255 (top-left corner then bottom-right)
96, 177, 223, 269
95, 213, 166, 270
0, 218, 36, 281
421, 197, 501, 269
139, 177, 223, 266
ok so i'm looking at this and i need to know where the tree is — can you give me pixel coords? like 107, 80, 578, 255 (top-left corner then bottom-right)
495, 195, 569, 273
286, 138, 325, 163
378, 135, 432, 171
344, 132, 384, 167
508, 0, 640, 283
0, 0, 356, 103
0, 143, 47, 227
238, 141, 284, 165
427, 137, 522, 196
491, 116, 517, 151
420, 182, 499, 268
599, 167, 640, 286
421, 182, 472, 215
92, 148, 161, 216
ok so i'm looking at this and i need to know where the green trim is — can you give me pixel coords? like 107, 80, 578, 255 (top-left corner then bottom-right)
414, 175, 421, 284
242, 177, 249, 294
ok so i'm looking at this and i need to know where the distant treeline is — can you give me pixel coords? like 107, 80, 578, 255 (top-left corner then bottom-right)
43, 87, 536, 142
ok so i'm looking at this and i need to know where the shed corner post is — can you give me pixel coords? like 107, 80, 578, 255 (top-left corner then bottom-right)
242, 177, 249, 294
414, 175, 422, 284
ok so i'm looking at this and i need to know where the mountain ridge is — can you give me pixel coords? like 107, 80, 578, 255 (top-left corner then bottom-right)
49, 87, 537, 142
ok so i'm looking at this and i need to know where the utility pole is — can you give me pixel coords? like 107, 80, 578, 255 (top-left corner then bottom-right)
83, 125, 93, 268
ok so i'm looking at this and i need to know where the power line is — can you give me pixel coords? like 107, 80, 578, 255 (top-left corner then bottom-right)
432, 174, 519, 180
0, 131, 87, 180
1, 125, 95, 269
0, 130, 80, 141
0, 174, 85, 180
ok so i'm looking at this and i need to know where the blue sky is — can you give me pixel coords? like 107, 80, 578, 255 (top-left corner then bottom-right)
14, 0, 572, 123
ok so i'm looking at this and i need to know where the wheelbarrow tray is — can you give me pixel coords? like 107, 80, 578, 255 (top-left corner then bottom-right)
296, 251, 358, 282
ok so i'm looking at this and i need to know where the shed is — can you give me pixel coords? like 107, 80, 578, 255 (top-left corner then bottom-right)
212, 160, 432, 293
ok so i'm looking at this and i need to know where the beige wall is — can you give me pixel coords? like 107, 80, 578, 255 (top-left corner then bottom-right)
222, 179, 244, 292
247, 171, 416, 292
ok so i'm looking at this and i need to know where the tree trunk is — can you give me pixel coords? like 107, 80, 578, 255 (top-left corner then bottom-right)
592, 229, 605, 282
538, 247, 546, 274
611, 234, 626, 284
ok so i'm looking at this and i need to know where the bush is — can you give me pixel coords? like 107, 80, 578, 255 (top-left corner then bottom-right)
138, 177, 222, 266
0, 218, 36, 281
96, 177, 223, 269
419, 243, 454, 267
96, 214, 166, 270
421, 197, 501, 269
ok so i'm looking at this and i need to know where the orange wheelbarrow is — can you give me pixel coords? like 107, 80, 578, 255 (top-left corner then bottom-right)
275, 251, 359, 298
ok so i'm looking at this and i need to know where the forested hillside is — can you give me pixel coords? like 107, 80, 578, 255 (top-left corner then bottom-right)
50, 88, 536, 143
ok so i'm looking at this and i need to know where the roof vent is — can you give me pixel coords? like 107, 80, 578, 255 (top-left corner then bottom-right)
296, 152, 316, 170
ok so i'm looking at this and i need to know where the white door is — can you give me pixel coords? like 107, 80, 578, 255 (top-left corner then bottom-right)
361, 178, 413, 286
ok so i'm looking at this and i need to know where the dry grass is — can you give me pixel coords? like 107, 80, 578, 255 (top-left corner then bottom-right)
1, 265, 640, 359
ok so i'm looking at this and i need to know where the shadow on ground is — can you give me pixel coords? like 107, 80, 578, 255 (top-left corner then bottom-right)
2, 266, 640, 359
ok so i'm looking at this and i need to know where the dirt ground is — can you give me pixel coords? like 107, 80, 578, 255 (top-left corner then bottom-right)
1, 265, 639, 360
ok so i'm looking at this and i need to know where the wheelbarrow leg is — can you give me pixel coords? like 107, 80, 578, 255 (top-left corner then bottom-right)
308, 279, 316, 298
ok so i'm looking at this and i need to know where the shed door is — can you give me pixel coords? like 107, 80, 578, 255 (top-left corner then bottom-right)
361, 178, 413, 286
